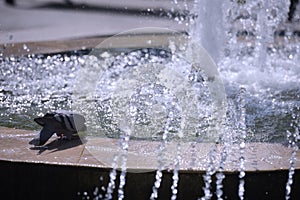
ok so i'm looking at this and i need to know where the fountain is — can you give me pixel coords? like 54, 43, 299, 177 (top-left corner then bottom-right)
0, 0, 300, 199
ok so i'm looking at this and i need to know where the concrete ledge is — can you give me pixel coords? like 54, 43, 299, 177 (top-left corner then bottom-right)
0, 126, 103, 168
1, 126, 299, 172
0, 32, 185, 57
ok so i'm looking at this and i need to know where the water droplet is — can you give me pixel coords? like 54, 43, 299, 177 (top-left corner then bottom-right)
240, 142, 245, 148
93, 187, 99, 196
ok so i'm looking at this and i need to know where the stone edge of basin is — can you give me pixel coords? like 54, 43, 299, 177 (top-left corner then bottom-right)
0, 126, 299, 173
0, 31, 186, 57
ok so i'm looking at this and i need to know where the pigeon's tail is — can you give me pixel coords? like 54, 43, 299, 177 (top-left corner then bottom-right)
72, 114, 87, 132
29, 128, 54, 146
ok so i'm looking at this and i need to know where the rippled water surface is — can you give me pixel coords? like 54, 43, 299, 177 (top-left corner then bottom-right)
0, 44, 299, 144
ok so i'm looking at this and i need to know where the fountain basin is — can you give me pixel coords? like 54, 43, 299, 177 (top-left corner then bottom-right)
0, 126, 299, 199
1, 31, 299, 200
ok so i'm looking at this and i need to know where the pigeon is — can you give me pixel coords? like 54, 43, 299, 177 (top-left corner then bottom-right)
29, 111, 86, 146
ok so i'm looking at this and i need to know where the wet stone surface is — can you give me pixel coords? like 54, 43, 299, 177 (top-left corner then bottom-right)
0, 126, 103, 167
0, 126, 299, 172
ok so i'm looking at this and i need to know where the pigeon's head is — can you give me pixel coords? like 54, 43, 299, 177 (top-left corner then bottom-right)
29, 137, 41, 146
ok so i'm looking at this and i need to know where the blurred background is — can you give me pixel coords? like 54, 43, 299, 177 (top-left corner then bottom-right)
0, 0, 299, 44
0, 0, 191, 44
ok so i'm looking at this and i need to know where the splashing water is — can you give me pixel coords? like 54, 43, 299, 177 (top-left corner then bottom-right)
190, 0, 300, 199
0, 53, 85, 129
189, 0, 300, 141
0, 0, 299, 199
1, 1, 298, 144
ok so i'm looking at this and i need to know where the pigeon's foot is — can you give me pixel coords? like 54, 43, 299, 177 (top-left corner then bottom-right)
58, 134, 69, 140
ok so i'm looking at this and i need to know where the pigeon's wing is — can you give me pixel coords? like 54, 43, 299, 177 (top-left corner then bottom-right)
55, 113, 86, 132
53, 113, 74, 131
63, 114, 75, 131
50, 113, 75, 140
29, 127, 54, 146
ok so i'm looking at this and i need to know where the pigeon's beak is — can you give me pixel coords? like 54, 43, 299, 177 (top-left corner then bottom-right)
29, 138, 41, 146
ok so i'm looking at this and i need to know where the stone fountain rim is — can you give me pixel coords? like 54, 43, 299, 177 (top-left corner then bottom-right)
0, 126, 299, 173
0, 158, 298, 174
0, 31, 186, 57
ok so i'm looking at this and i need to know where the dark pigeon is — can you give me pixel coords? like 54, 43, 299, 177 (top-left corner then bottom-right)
29, 111, 86, 146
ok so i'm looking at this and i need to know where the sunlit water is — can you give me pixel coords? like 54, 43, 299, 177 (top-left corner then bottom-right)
0, 47, 298, 143
0, 1, 299, 143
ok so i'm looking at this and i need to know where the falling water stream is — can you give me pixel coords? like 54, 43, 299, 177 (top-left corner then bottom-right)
237, 88, 247, 200
0, 0, 300, 199
285, 119, 299, 200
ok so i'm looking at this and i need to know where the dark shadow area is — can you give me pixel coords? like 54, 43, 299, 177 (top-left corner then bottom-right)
289, 0, 300, 21
0, 159, 299, 200
30, 136, 87, 155
4, 0, 14, 6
